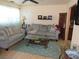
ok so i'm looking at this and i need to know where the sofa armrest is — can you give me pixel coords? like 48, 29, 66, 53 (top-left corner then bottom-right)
27, 30, 37, 35
0, 30, 8, 40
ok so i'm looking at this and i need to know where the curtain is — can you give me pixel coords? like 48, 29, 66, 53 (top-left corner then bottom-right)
0, 5, 20, 27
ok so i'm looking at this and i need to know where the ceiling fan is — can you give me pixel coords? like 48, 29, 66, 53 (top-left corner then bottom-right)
22, 0, 39, 4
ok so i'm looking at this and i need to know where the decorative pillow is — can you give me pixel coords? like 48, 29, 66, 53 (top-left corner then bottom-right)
27, 25, 33, 31
50, 27, 56, 32
47, 25, 52, 32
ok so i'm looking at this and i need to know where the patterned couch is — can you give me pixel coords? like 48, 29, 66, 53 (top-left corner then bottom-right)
0, 26, 25, 50
26, 24, 60, 40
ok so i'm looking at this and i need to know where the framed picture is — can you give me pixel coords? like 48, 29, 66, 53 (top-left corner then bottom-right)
43, 16, 47, 20
38, 15, 42, 20
48, 15, 52, 20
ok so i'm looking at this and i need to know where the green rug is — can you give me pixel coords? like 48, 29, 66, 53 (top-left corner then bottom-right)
10, 40, 60, 59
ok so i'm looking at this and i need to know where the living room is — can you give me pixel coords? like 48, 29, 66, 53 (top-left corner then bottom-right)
0, 0, 79, 59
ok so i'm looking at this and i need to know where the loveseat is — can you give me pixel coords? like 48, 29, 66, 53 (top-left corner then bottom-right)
0, 26, 25, 50
26, 24, 60, 41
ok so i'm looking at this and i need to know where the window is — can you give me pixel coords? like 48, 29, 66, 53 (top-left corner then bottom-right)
0, 5, 20, 26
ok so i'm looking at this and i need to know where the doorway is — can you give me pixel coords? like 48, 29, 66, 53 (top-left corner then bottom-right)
59, 13, 67, 40
68, 5, 76, 40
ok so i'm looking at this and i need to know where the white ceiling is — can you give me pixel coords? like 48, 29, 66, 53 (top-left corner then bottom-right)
4, 0, 71, 5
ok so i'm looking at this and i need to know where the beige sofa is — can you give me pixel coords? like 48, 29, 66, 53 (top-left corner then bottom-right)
26, 24, 60, 41
0, 26, 25, 50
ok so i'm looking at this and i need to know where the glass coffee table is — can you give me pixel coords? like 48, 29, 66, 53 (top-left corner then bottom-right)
25, 35, 49, 48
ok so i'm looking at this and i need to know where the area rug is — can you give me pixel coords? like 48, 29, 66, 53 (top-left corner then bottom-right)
10, 40, 60, 59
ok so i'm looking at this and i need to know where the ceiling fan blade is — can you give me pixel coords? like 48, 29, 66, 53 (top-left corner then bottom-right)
30, 0, 39, 4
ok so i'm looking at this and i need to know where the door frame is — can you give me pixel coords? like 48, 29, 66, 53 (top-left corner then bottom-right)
59, 13, 67, 40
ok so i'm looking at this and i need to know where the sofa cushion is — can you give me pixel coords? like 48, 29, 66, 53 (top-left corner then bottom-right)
50, 26, 57, 32
39, 25, 48, 32
0, 30, 8, 40
3, 27, 10, 36
13, 27, 21, 34
3, 27, 15, 36
47, 25, 52, 31
8, 28, 14, 36
11, 28, 17, 34
32, 24, 40, 31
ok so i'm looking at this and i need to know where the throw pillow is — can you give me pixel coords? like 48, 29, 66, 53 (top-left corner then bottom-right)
50, 26, 56, 32
27, 25, 33, 31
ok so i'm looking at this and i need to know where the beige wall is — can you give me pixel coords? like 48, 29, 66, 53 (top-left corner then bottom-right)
71, 25, 79, 51
68, 0, 77, 7
20, 5, 68, 25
